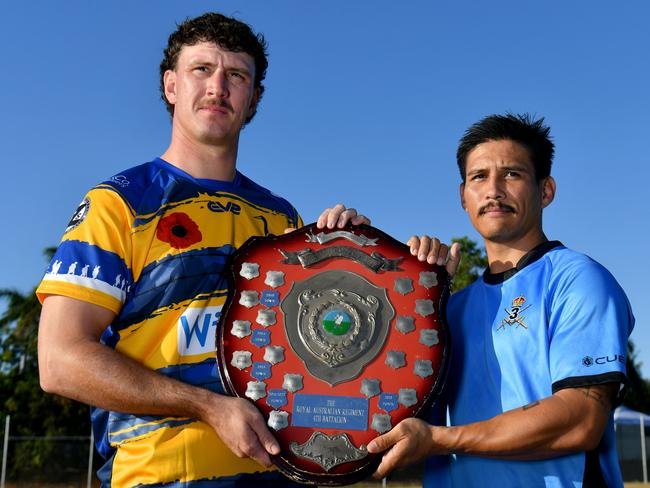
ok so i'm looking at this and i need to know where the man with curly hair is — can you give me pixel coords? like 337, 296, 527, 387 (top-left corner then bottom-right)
37, 12, 366, 487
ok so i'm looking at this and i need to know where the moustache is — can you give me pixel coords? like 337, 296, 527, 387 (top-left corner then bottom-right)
200, 100, 233, 112
479, 203, 515, 215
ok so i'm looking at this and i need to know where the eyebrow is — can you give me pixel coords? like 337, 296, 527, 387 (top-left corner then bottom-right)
187, 59, 252, 76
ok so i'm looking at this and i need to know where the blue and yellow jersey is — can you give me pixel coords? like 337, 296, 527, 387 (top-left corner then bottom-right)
36, 158, 302, 487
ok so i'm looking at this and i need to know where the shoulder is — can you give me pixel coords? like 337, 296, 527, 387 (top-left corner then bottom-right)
236, 172, 300, 218
544, 246, 624, 296
92, 159, 179, 215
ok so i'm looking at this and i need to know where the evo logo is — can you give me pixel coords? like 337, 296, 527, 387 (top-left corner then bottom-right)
177, 306, 222, 356
208, 201, 241, 215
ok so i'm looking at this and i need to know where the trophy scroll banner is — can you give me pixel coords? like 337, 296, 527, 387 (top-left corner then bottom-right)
217, 223, 450, 485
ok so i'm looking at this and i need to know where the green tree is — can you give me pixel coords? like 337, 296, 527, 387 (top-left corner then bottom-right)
450, 236, 488, 291
623, 340, 650, 414
0, 248, 92, 482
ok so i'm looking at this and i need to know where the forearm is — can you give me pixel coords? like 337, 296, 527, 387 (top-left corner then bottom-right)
41, 337, 218, 420
38, 295, 221, 422
432, 386, 614, 459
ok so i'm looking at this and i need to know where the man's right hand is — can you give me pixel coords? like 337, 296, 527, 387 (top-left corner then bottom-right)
407, 235, 461, 276
201, 395, 280, 468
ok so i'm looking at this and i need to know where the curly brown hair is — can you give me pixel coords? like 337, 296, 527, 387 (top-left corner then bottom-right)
159, 12, 268, 124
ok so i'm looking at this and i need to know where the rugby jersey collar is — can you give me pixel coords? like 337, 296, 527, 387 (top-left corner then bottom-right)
483, 240, 564, 284
154, 157, 242, 190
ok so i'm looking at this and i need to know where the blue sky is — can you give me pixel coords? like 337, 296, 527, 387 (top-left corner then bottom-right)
2, 1, 649, 376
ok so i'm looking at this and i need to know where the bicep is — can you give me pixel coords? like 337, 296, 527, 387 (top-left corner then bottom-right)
38, 295, 116, 388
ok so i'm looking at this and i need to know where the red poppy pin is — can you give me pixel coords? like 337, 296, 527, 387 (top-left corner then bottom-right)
156, 212, 203, 249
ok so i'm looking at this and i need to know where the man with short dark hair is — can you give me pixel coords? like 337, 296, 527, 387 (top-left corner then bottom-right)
368, 114, 634, 487
36, 12, 366, 487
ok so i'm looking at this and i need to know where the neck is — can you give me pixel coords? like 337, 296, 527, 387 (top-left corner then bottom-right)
160, 128, 239, 181
484, 229, 548, 274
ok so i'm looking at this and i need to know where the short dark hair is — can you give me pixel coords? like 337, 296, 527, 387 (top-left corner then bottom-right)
159, 12, 269, 124
456, 113, 555, 182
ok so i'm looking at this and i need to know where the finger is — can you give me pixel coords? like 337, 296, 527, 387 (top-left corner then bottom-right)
248, 412, 281, 456
367, 430, 396, 454
446, 242, 461, 276
436, 244, 449, 266
316, 208, 332, 229
351, 214, 370, 226
327, 203, 346, 229
425, 237, 441, 264
336, 208, 357, 228
373, 449, 400, 480
407, 236, 420, 255
416, 235, 432, 262
236, 429, 272, 467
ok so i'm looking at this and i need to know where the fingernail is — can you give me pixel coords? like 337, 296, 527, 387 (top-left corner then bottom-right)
437, 257, 445, 265
418, 253, 426, 260
367, 441, 376, 452
270, 444, 280, 455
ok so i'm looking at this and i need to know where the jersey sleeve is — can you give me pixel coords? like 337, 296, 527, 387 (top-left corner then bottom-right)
36, 187, 134, 314
547, 258, 634, 393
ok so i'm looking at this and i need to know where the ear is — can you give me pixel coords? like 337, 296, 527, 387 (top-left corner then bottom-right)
540, 176, 556, 209
247, 87, 261, 118
460, 182, 467, 211
163, 70, 177, 105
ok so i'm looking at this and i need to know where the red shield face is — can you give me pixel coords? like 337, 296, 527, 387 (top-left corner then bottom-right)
218, 224, 449, 485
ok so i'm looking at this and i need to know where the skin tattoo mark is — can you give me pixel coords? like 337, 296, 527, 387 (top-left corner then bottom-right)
580, 386, 610, 413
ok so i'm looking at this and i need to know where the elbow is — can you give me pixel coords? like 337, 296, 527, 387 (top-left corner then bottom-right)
38, 348, 68, 395
563, 420, 607, 452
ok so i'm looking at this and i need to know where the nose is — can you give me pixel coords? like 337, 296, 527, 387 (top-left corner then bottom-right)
206, 69, 229, 98
485, 175, 505, 200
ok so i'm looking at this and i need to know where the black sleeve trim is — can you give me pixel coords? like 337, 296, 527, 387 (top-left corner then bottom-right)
552, 372, 628, 406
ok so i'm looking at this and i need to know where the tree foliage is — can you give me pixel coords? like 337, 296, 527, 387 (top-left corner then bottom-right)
624, 340, 650, 414
450, 236, 488, 291
0, 247, 92, 481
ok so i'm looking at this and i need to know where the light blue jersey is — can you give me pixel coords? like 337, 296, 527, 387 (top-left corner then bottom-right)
425, 241, 634, 488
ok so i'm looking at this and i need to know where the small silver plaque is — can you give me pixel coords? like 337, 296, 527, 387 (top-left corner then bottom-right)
265, 270, 285, 288
394, 278, 414, 295
385, 350, 406, 369
415, 299, 435, 317
240, 262, 260, 280
371, 413, 392, 434
420, 329, 439, 347
398, 388, 417, 408
264, 345, 285, 364
245, 381, 267, 401
414, 359, 434, 378
256, 309, 276, 327
283, 373, 304, 393
419, 271, 438, 288
230, 320, 252, 338
360, 378, 381, 398
231, 350, 252, 370
268, 410, 289, 431
396, 316, 415, 334
239, 290, 259, 308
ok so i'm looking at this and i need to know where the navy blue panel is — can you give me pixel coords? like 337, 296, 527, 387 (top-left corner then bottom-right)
113, 246, 234, 329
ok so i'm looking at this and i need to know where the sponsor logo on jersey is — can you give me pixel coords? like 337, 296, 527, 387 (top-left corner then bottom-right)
207, 201, 241, 215
496, 294, 531, 331
583, 354, 624, 367
65, 197, 91, 233
177, 306, 222, 356
111, 175, 130, 187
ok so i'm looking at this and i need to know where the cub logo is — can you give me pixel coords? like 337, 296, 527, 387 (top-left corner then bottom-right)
497, 295, 531, 331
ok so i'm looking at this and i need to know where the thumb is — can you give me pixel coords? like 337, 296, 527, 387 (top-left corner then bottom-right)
367, 431, 395, 454
446, 242, 461, 277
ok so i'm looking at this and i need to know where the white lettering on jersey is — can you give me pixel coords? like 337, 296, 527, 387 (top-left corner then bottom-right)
177, 306, 222, 356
